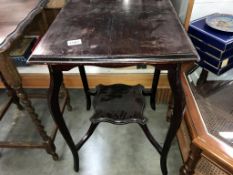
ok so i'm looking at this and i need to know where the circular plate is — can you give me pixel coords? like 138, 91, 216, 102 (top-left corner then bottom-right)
206, 13, 233, 32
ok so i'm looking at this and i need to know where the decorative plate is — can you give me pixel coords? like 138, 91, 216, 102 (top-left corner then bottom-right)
206, 13, 233, 32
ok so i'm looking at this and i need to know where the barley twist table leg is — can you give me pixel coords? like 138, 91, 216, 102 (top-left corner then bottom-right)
161, 64, 184, 175
15, 86, 59, 160
0, 53, 58, 160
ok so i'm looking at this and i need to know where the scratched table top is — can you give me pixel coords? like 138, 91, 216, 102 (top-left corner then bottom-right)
29, 0, 198, 64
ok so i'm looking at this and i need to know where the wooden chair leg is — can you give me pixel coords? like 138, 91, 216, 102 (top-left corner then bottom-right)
76, 123, 99, 151
139, 124, 162, 154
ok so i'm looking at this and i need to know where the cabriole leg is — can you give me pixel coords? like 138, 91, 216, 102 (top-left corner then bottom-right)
160, 64, 184, 175
48, 66, 79, 171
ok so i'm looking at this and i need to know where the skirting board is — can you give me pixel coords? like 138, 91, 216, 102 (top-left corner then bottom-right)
0, 73, 171, 103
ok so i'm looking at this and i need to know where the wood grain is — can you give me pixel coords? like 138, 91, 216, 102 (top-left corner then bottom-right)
29, 0, 197, 64
184, 0, 195, 30
0, 0, 48, 52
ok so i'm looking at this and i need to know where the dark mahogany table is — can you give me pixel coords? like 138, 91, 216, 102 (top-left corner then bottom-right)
29, 0, 198, 174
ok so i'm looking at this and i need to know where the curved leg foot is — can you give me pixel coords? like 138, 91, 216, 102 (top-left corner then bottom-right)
160, 65, 184, 175
48, 66, 79, 171
139, 124, 162, 154
150, 68, 161, 110
46, 139, 59, 161
76, 123, 99, 150
46, 147, 59, 161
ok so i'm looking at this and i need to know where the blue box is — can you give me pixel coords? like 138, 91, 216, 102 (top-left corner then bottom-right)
9, 37, 37, 66
188, 15, 233, 75
196, 48, 233, 75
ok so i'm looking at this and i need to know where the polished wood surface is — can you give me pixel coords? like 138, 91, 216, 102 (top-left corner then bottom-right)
180, 66, 233, 174
0, 0, 48, 52
30, 0, 197, 64
28, 0, 198, 174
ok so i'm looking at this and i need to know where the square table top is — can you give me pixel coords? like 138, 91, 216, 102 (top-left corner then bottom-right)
29, 0, 198, 65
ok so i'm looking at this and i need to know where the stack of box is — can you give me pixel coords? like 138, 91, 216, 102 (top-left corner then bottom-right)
9, 36, 37, 66
188, 15, 233, 75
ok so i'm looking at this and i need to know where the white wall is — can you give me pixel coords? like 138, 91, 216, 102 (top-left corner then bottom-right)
171, 0, 189, 23
191, 0, 233, 20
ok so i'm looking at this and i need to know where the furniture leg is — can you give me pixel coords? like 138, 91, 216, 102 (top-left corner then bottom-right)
150, 68, 161, 110
45, 139, 59, 161
76, 123, 99, 151
180, 143, 202, 175
48, 66, 79, 171
78, 65, 91, 110
166, 94, 173, 122
15, 86, 59, 160
61, 82, 72, 111
161, 64, 184, 175
139, 124, 162, 154
0, 72, 23, 110
0, 53, 58, 160
197, 68, 208, 86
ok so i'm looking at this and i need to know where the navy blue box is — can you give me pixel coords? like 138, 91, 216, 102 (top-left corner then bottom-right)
9, 37, 37, 66
188, 15, 233, 75
196, 48, 233, 75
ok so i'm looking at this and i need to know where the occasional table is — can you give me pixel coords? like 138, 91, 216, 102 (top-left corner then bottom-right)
0, 0, 70, 160
29, 0, 198, 174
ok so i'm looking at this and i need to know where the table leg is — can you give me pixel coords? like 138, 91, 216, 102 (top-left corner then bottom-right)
0, 52, 22, 109
196, 68, 208, 86
78, 65, 91, 110
150, 68, 161, 110
0, 72, 23, 110
0, 53, 58, 160
61, 82, 72, 111
160, 64, 184, 175
48, 66, 79, 171
15, 86, 59, 160
180, 143, 202, 175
